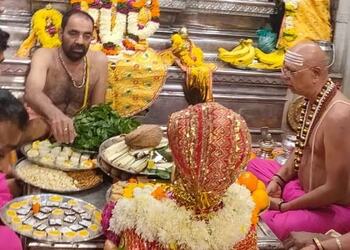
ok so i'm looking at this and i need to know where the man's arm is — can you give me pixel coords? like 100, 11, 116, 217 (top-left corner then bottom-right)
275, 150, 297, 182
282, 107, 350, 211
90, 51, 108, 105
24, 48, 75, 144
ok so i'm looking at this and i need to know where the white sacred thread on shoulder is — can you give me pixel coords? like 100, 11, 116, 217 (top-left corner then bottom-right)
285, 50, 304, 66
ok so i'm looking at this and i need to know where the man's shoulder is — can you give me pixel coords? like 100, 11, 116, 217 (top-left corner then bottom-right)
33, 47, 56, 56
88, 50, 107, 64
325, 98, 350, 126
32, 47, 56, 62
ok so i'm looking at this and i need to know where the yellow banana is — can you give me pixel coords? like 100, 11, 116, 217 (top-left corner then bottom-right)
218, 42, 243, 55
218, 39, 253, 61
255, 48, 285, 66
232, 45, 255, 67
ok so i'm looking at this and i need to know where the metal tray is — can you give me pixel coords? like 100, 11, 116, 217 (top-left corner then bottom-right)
97, 155, 133, 180
99, 135, 171, 176
21, 142, 98, 172
99, 136, 173, 178
0, 194, 102, 243
15, 159, 103, 193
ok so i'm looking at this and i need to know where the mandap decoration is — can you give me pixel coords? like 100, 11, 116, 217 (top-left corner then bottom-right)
277, 0, 332, 49
70, 0, 160, 55
70, 0, 166, 117
102, 102, 261, 250
16, 4, 62, 57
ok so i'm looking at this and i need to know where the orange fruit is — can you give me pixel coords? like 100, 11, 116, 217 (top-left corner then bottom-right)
249, 152, 257, 160
252, 189, 269, 211
237, 171, 258, 192
256, 180, 266, 190
251, 207, 259, 225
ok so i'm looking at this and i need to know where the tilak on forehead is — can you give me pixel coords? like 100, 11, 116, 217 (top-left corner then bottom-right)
285, 50, 304, 66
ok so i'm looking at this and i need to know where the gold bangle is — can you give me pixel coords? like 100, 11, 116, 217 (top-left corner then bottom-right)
313, 238, 324, 250
335, 237, 343, 250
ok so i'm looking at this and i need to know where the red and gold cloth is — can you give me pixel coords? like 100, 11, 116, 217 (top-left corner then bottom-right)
168, 102, 251, 213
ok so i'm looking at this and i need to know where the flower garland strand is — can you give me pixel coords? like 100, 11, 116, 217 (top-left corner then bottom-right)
109, 183, 255, 250
282, 0, 299, 43
99, 1, 127, 46
127, 0, 160, 40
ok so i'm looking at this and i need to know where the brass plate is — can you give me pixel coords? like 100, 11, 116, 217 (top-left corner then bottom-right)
287, 96, 304, 132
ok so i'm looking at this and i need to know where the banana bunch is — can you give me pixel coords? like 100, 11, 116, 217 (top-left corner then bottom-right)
248, 48, 285, 70
218, 39, 286, 71
218, 39, 255, 67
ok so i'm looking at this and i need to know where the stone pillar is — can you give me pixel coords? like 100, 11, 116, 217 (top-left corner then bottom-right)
332, 0, 350, 96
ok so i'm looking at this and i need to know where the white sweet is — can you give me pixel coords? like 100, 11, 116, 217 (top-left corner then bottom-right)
16, 163, 79, 191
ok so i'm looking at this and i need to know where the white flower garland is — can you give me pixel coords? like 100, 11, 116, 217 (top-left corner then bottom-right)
99, 7, 126, 45
109, 183, 255, 250
127, 12, 159, 40
87, 7, 99, 25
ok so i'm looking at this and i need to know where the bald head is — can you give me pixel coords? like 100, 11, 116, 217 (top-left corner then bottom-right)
287, 41, 328, 68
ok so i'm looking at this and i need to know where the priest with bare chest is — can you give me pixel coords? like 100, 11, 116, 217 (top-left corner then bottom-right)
23, 9, 108, 144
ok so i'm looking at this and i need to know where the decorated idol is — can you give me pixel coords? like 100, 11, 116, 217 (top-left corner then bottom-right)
102, 102, 260, 250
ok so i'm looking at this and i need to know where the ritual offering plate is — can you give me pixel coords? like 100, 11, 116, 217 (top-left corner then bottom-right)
15, 159, 103, 193
0, 194, 102, 243
99, 135, 173, 179
21, 140, 97, 171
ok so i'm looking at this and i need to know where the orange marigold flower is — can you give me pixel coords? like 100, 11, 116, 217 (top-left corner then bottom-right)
132, 0, 146, 8
151, 186, 166, 200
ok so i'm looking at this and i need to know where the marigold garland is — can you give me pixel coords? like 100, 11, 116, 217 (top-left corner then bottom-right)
73, 0, 160, 54
16, 5, 62, 57
127, 0, 160, 40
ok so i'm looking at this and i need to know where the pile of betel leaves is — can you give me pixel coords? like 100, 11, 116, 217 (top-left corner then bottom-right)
72, 104, 140, 151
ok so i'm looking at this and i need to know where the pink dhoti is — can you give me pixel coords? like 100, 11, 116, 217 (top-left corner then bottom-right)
0, 174, 22, 250
247, 158, 350, 240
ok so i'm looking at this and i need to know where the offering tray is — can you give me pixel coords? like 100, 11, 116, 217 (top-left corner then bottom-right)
0, 194, 102, 243
21, 140, 97, 171
15, 159, 103, 193
99, 135, 173, 179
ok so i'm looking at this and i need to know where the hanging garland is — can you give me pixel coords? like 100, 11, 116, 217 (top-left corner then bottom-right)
127, 0, 160, 40
98, 0, 127, 54
16, 5, 62, 57
282, 0, 299, 42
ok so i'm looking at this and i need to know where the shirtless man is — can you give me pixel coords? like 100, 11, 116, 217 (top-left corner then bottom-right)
24, 9, 108, 144
247, 41, 350, 240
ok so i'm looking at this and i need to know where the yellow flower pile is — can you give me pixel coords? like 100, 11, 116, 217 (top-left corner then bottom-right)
170, 33, 216, 104
171, 34, 204, 67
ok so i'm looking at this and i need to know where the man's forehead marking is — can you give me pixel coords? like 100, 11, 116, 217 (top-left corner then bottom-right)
285, 50, 304, 67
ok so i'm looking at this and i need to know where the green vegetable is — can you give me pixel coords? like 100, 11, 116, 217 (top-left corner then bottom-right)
73, 104, 140, 151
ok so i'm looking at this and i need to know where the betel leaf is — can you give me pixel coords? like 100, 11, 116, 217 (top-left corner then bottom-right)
72, 104, 140, 151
